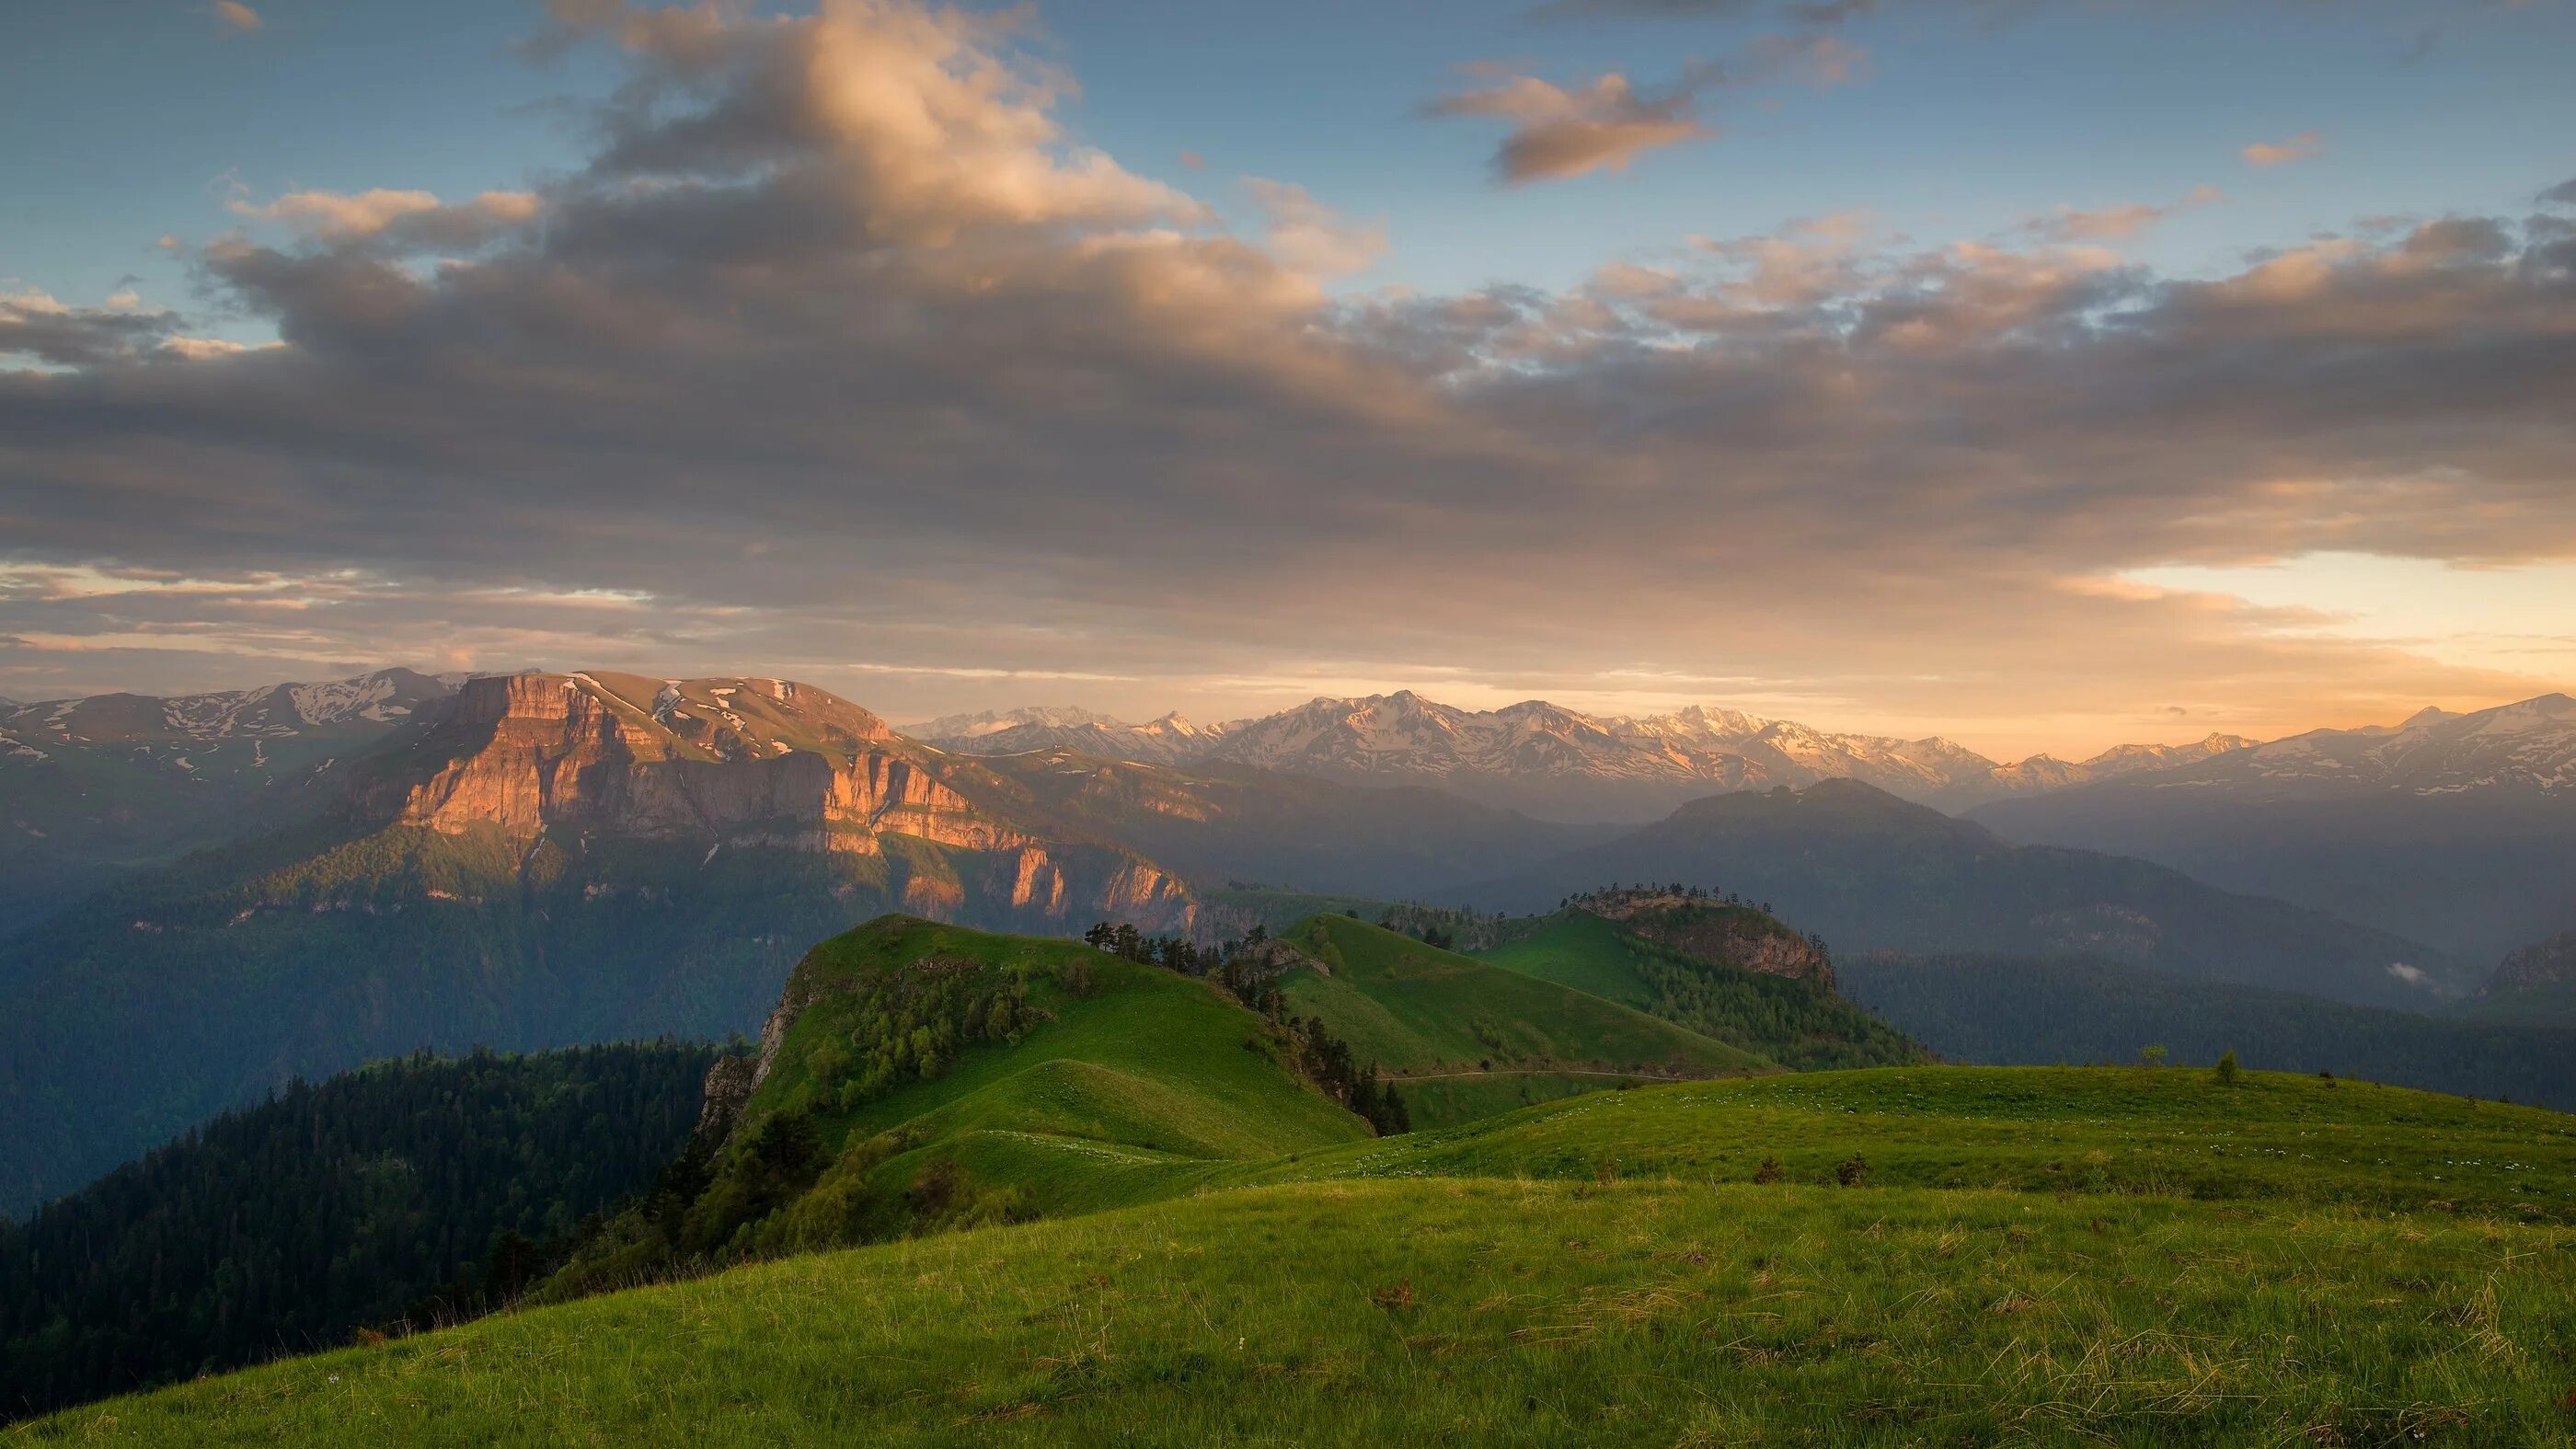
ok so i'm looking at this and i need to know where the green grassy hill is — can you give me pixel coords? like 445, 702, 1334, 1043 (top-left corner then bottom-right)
542, 916, 1374, 1293
30, 1065, 2576, 1446
1271, 914, 1772, 1125
1474, 906, 1930, 1071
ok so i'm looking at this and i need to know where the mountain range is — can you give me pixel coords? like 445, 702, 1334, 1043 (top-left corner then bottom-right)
909, 692, 2254, 821
6, 665, 2573, 1217
1970, 693, 2576, 960
1459, 778, 2463, 1009
0, 668, 458, 937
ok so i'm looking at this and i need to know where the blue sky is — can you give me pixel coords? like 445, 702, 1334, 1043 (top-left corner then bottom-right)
3, 0, 2573, 756
12, 1, 2570, 312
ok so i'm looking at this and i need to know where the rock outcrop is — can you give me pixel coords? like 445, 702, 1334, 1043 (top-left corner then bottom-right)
2487, 932, 2576, 998
1581, 890, 1834, 987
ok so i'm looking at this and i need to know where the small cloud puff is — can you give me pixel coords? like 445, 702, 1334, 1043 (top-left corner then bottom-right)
2242, 132, 2324, 168
1428, 69, 1712, 185
211, 2, 262, 32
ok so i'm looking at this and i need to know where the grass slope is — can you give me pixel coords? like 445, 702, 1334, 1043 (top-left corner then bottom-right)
1475, 908, 1928, 1070
1273, 914, 1769, 1125
1241, 1066, 2575, 1222
757, 919, 1363, 1161
546, 918, 1373, 1288
30, 1066, 2576, 1446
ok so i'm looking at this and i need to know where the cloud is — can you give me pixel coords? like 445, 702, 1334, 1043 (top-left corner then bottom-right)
5, 0, 2575, 753
1426, 31, 1864, 186
0, 288, 183, 368
210, 1, 262, 32
227, 189, 544, 248
2019, 184, 2223, 244
2242, 131, 2325, 168
2543, 176, 2576, 207
1243, 179, 1386, 280
1427, 68, 1714, 184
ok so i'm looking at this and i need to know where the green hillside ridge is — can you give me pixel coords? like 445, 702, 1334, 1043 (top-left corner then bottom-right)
29, 1066, 2576, 1445
1271, 914, 1772, 1127
543, 916, 1374, 1294
1473, 905, 1931, 1071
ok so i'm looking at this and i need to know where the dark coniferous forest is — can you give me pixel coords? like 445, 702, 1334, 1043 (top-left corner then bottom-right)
0, 1042, 718, 1420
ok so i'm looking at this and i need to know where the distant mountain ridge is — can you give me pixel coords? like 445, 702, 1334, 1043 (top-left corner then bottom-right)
0, 667, 455, 749
911, 690, 2261, 821
1970, 693, 2576, 960
1462, 777, 2465, 1011
903, 706, 1229, 765
0, 668, 461, 937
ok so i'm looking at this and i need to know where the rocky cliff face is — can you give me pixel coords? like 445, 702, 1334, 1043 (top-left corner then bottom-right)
385, 673, 1006, 849
1582, 891, 1834, 987
361, 671, 1196, 933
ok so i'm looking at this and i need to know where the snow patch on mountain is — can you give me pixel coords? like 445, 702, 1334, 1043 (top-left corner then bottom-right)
912, 690, 2277, 814
2093, 694, 2576, 799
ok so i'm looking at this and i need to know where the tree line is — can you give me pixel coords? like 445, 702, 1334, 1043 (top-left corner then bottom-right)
0, 1043, 715, 1423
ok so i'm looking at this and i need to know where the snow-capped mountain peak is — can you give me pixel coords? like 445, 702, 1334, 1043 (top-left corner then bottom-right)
2, 668, 455, 745
2085, 695, 2576, 798
901, 704, 1128, 741
910, 689, 2305, 819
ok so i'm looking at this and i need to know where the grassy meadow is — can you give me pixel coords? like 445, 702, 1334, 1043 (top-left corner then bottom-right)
16, 1173, 2573, 1446
17, 914, 2576, 1444
17, 1064, 2576, 1445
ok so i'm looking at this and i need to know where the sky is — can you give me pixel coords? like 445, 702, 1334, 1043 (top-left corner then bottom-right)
2, 0, 2573, 760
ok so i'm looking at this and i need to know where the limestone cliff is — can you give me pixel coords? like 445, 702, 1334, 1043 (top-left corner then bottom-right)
354, 671, 1196, 933
384, 673, 1006, 848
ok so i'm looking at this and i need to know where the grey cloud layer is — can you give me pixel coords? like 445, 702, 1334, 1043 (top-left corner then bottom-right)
3, 0, 2572, 740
